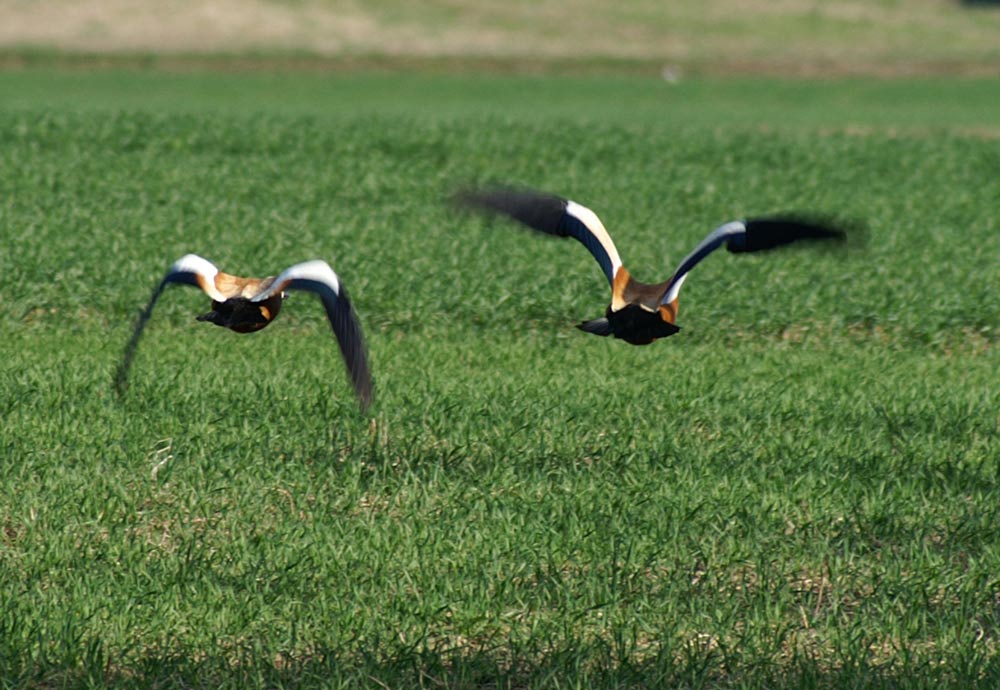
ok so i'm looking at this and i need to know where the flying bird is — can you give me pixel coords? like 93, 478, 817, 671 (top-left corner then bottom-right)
115, 254, 373, 410
457, 187, 850, 345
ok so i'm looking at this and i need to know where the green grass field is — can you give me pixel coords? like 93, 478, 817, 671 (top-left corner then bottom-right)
2, 71, 1000, 689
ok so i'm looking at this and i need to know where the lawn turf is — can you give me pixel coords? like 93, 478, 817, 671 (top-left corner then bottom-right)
1, 71, 1000, 688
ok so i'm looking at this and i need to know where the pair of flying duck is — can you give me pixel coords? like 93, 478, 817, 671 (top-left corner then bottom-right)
116, 187, 849, 410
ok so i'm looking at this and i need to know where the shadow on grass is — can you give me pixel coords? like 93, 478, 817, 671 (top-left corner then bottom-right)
7, 641, 1000, 690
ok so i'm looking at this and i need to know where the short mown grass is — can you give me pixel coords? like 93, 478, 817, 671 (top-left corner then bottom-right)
1, 71, 999, 688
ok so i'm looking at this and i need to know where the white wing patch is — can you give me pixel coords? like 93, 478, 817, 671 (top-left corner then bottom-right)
660, 274, 688, 306
166, 254, 227, 301
252, 260, 341, 302
565, 200, 624, 280
660, 221, 746, 306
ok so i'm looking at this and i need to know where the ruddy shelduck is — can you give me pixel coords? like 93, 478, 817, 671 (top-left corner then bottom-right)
458, 187, 849, 345
115, 255, 373, 410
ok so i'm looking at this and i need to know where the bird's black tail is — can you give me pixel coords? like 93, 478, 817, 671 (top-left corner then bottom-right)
578, 317, 613, 336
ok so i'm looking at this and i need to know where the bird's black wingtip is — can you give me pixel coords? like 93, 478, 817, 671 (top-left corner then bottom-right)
452, 185, 570, 236
355, 378, 374, 414
326, 284, 375, 414
112, 368, 129, 397
450, 185, 509, 214
735, 215, 865, 254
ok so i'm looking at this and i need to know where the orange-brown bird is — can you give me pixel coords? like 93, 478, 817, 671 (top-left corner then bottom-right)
115, 254, 373, 410
458, 187, 849, 345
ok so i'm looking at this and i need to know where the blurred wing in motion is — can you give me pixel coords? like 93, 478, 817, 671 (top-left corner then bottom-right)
456, 187, 624, 288
255, 261, 373, 410
660, 217, 848, 306
114, 254, 224, 395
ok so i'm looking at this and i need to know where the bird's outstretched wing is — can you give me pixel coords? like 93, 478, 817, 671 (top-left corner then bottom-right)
115, 254, 225, 395
456, 187, 624, 288
660, 217, 848, 306
254, 261, 373, 411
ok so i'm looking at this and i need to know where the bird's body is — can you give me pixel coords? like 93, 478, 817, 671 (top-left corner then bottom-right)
579, 266, 680, 345
191, 275, 280, 333
116, 255, 373, 410
458, 187, 849, 345
196, 295, 280, 332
